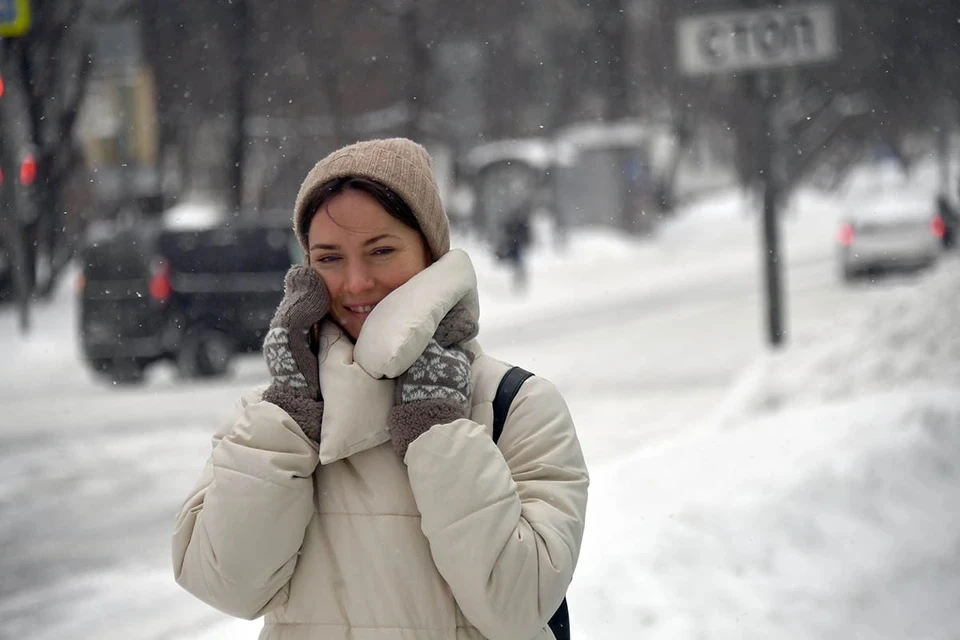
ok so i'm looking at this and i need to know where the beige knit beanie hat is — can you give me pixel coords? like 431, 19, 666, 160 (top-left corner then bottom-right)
293, 137, 450, 261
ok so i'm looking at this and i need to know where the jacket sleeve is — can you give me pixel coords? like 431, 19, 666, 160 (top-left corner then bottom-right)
172, 389, 320, 619
405, 376, 589, 640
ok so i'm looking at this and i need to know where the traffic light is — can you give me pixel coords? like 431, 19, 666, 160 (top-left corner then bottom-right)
0, 156, 39, 185
19, 153, 36, 185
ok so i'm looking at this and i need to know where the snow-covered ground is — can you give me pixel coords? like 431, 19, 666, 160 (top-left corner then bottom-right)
1, 159, 957, 639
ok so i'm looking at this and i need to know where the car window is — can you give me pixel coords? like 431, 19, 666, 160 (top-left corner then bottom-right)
853, 197, 933, 224
256, 228, 297, 272
81, 236, 152, 281
158, 226, 294, 274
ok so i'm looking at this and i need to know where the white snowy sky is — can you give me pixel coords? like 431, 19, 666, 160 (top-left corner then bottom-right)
1, 158, 957, 640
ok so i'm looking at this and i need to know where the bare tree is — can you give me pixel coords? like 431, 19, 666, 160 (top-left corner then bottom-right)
130, 0, 960, 221
0, 0, 96, 327
596, 0, 631, 121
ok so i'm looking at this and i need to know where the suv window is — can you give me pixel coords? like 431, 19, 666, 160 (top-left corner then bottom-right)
81, 236, 152, 281
158, 225, 294, 274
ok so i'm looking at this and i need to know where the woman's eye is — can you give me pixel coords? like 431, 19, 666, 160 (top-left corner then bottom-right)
372, 247, 395, 257
314, 255, 340, 264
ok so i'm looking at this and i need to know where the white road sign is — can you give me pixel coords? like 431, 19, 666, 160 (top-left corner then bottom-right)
677, 4, 838, 76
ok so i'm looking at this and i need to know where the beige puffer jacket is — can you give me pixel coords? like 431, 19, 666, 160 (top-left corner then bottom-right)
172, 250, 589, 640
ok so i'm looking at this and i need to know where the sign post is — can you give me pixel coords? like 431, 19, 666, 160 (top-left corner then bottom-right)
756, 70, 784, 346
676, 3, 838, 348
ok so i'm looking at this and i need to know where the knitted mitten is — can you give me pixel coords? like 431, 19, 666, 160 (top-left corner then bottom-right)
388, 305, 478, 459
261, 265, 330, 443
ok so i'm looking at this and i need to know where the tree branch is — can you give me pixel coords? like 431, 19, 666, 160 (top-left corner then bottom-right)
55, 39, 94, 153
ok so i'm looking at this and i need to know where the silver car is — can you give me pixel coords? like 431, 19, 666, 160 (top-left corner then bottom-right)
837, 193, 944, 281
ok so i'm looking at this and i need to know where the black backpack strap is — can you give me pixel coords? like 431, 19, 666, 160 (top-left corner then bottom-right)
491, 365, 571, 640
492, 366, 534, 444
548, 597, 570, 640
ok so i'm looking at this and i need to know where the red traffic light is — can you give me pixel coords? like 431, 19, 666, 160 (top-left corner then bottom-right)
19, 153, 36, 186
0, 76, 5, 99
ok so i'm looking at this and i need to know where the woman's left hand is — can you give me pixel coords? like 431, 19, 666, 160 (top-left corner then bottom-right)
387, 306, 477, 459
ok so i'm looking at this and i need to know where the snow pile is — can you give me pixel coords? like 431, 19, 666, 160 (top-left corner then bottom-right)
571, 259, 960, 640
746, 259, 960, 413
575, 392, 960, 639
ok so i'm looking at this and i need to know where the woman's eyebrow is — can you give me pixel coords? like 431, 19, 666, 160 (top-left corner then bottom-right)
363, 233, 400, 246
309, 234, 400, 251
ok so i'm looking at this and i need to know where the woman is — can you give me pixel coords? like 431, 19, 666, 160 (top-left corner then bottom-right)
172, 137, 589, 639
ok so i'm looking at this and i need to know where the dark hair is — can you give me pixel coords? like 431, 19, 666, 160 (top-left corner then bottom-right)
299, 176, 423, 242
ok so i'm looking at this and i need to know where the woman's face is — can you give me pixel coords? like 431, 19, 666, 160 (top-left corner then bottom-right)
307, 189, 431, 340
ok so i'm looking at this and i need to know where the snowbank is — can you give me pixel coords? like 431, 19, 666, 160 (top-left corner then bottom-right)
571, 258, 960, 639
745, 260, 960, 414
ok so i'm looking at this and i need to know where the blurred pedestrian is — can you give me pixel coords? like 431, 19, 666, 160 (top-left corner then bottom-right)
172, 138, 589, 639
495, 211, 532, 292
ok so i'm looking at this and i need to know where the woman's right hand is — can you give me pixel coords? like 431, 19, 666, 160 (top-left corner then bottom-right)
261, 266, 330, 441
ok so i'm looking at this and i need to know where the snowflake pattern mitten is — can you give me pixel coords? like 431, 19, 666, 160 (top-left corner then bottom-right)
388, 308, 477, 459
261, 265, 330, 443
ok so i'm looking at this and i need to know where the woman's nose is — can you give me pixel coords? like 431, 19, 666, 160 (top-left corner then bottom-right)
342, 261, 375, 294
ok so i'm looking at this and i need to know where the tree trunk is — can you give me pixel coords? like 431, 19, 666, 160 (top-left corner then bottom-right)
228, 0, 249, 215
597, 0, 630, 122
402, 3, 429, 142
0, 70, 31, 332
6, 3, 93, 299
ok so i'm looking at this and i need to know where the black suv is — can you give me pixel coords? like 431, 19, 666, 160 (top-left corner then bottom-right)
78, 217, 297, 384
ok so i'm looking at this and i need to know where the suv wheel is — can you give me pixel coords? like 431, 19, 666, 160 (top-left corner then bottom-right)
178, 329, 234, 378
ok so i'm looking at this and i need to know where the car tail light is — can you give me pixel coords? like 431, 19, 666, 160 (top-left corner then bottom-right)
838, 223, 855, 246
149, 258, 172, 302
932, 215, 946, 239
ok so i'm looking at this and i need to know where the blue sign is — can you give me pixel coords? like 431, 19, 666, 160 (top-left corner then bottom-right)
0, 0, 15, 23
0, 0, 30, 37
